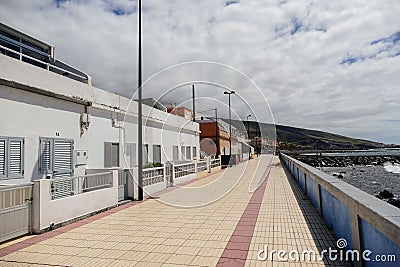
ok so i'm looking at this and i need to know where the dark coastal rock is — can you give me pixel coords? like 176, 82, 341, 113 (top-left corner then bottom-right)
378, 189, 394, 199
387, 198, 400, 208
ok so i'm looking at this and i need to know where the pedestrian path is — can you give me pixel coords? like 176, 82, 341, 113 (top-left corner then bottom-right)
0, 156, 350, 266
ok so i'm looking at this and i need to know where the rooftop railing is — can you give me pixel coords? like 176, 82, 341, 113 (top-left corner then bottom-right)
0, 34, 91, 84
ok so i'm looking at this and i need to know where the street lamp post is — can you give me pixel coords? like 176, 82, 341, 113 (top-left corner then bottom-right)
246, 114, 251, 160
137, 0, 143, 201
224, 91, 235, 166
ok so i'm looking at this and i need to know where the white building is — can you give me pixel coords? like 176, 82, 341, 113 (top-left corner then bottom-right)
0, 22, 200, 188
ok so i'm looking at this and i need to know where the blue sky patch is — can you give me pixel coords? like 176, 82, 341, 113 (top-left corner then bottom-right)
340, 57, 360, 65
342, 31, 400, 65
290, 18, 302, 35
371, 32, 400, 45
225, 0, 240, 7
54, 0, 69, 8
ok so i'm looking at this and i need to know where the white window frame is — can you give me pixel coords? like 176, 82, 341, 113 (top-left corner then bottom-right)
39, 137, 74, 177
0, 136, 24, 179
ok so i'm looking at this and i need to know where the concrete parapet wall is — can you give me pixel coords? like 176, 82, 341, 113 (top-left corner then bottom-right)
281, 153, 400, 267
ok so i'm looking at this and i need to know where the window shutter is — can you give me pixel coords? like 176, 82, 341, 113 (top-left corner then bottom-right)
53, 139, 73, 177
0, 139, 6, 177
186, 146, 191, 160
153, 145, 161, 163
143, 144, 149, 164
104, 142, 112, 168
8, 138, 24, 177
173, 146, 179, 161
192, 147, 197, 159
40, 138, 52, 173
111, 143, 119, 167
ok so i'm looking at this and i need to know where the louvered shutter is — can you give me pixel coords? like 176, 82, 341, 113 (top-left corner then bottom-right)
52, 139, 73, 199
8, 138, 23, 177
40, 138, 52, 173
143, 144, 149, 164
186, 146, 191, 160
173, 146, 179, 161
0, 139, 6, 177
153, 145, 161, 163
53, 139, 73, 177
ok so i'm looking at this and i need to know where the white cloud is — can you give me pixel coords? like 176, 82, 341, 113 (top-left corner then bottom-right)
1, 0, 399, 144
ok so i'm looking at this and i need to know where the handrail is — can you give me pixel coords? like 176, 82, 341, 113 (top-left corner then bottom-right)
50, 171, 111, 182
0, 44, 89, 82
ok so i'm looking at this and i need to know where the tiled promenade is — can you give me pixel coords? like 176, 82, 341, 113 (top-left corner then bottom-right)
0, 156, 349, 266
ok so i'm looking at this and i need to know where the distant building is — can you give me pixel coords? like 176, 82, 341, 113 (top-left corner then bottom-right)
167, 106, 193, 121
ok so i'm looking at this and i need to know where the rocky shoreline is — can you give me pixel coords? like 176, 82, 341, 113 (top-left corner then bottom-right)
291, 154, 400, 209
292, 155, 400, 167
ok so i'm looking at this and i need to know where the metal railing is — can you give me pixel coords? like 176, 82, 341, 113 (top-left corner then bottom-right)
51, 172, 112, 200
143, 166, 164, 187
210, 158, 221, 168
0, 43, 90, 84
197, 160, 207, 172
174, 162, 196, 179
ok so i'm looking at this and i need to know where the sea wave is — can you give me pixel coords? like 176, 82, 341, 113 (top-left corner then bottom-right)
384, 162, 400, 174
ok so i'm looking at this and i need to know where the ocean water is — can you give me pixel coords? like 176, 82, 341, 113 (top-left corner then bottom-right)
320, 163, 400, 199
384, 162, 400, 174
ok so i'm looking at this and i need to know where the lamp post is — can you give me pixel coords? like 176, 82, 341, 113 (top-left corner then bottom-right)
224, 91, 235, 165
137, 0, 143, 201
246, 114, 251, 160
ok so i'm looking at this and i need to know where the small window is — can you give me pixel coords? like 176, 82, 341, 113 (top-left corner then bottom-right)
0, 137, 24, 179
173, 146, 179, 161
185, 146, 191, 160
143, 144, 149, 165
192, 147, 197, 159
153, 145, 162, 164
40, 138, 74, 177
104, 142, 119, 168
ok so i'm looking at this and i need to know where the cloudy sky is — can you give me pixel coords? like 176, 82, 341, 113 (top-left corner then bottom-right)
1, 0, 400, 144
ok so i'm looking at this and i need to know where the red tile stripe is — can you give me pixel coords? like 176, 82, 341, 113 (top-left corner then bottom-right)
217, 165, 272, 267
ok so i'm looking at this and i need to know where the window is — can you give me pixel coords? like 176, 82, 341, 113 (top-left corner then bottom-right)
0, 137, 24, 179
143, 144, 149, 165
153, 145, 161, 164
104, 142, 119, 168
173, 146, 179, 161
185, 146, 191, 160
192, 147, 197, 159
126, 143, 136, 167
181, 146, 185, 160
40, 138, 73, 177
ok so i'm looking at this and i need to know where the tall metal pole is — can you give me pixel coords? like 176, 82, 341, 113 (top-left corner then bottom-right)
137, 0, 143, 201
192, 84, 195, 122
224, 91, 235, 165
215, 108, 218, 156
228, 95, 232, 157
247, 114, 251, 160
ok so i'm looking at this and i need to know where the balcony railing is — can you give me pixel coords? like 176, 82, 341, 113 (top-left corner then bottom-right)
50, 172, 112, 200
0, 35, 91, 84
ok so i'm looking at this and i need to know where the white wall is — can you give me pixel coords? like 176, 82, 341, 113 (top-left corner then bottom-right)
0, 54, 200, 185
32, 171, 118, 232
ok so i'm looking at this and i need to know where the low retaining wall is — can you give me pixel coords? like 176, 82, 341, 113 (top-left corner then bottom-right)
32, 171, 118, 233
281, 153, 400, 267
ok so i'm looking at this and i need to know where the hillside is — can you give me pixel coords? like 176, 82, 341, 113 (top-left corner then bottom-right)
222, 119, 388, 150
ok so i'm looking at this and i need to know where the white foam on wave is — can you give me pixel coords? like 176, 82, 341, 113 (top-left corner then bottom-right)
384, 162, 400, 174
